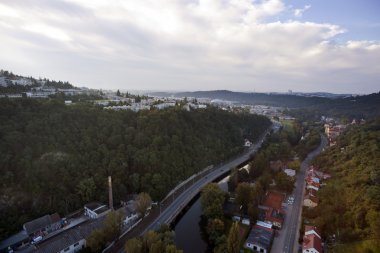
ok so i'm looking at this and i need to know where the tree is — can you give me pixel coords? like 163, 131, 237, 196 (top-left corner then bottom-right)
274, 171, 294, 193
207, 219, 224, 245
247, 203, 258, 222
235, 182, 254, 212
227, 222, 240, 253
135, 192, 152, 216
165, 244, 183, 253
103, 210, 124, 241
142, 230, 159, 252
200, 183, 226, 219
76, 178, 96, 203
86, 229, 106, 253
150, 240, 165, 253
116, 89, 121, 96
125, 238, 142, 253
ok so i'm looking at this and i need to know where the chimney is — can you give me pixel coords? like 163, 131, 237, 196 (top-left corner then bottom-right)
108, 176, 114, 210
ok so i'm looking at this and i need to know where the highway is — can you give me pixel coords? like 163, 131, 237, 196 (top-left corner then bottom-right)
142, 124, 278, 233
282, 134, 328, 253
111, 122, 280, 253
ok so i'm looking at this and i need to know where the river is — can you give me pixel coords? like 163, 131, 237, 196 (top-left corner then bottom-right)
174, 175, 230, 253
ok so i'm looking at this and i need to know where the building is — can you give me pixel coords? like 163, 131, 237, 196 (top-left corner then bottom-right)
23, 213, 62, 239
284, 168, 296, 177
34, 218, 104, 253
263, 191, 285, 210
84, 203, 110, 219
0, 230, 29, 253
122, 198, 139, 226
244, 139, 252, 147
302, 226, 323, 253
264, 208, 285, 229
154, 102, 176, 110
303, 194, 319, 208
245, 221, 274, 253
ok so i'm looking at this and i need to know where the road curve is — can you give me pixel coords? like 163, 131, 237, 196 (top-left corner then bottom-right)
142, 125, 277, 233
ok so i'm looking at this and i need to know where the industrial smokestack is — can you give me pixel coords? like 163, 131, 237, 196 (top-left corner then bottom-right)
108, 176, 114, 210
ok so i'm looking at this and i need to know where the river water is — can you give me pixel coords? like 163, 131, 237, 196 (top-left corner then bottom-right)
174, 176, 230, 253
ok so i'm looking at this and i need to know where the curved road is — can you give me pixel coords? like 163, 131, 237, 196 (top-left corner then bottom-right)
142, 124, 278, 233
113, 122, 280, 253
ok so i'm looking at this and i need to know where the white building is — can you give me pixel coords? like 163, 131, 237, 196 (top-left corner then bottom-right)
284, 168, 296, 177
84, 203, 110, 219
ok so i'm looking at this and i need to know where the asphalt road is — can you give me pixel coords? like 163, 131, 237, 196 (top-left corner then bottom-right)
143, 126, 275, 233
114, 122, 280, 253
282, 134, 328, 253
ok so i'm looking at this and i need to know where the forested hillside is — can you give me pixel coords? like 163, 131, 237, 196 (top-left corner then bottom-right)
306, 119, 380, 248
0, 99, 270, 239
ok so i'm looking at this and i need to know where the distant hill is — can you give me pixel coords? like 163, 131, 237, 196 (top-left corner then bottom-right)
148, 90, 380, 119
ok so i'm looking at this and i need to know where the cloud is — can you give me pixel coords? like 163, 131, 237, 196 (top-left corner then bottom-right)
0, 0, 379, 93
294, 5, 311, 18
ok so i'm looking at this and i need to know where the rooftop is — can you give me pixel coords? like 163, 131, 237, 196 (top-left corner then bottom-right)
245, 224, 274, 250
263, 191, 285, 210
34, 218, 104, 253
303, 233, 323, 253
23, 213, 60, 235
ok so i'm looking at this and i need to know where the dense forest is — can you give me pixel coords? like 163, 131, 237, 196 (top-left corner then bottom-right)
150, 90, 380, 119
305, 119, 380, 249
0, 98, 271, 240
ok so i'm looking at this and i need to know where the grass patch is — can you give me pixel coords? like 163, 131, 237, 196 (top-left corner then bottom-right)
328, 239, 380, 253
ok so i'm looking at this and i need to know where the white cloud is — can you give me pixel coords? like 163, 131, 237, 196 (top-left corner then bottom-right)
294, 5, 311, 18
0, 0, 379, 93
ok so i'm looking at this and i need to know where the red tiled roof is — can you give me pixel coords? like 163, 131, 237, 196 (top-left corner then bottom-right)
263, 191, 285, 210
303, 234, 323, 253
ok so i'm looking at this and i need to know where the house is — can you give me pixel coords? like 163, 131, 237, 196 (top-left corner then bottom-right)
284, 168, 296, 177
245, 221, 274, 253
122, 199, 139, 226
84, 203, 110, 219
306, 182, 319, 191
302, 226, 323, 253
244, 139, 252, 147
264, 208, 285, 229
303, 194, 319, 208
263, 191, 285, 210
23, 213, 62, 238
34, 218, 104, 253
154, 102, 176, 110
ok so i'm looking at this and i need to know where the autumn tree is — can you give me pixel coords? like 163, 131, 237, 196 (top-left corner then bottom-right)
227, 222, 240, 253
125, 238, 142, 253
200, 183, 226, 219
135, 192, 152, 217
235, 182, 254, 212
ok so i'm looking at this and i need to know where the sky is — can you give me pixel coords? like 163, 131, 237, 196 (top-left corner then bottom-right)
0, 0, 379, 94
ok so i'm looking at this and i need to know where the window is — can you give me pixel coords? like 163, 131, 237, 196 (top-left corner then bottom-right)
64, 247, 70, 252
260, 249, 264, 253
253, 246, 257, 250
74, 242, 79, 247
